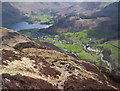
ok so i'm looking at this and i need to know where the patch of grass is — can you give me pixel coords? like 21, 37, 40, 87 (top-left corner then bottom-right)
51, 40, 59, 44
62, 30, 90, 44
55, 43, 83, 53
87, 30, 118, 40
19, 29, 39, 37
76, 51, 100, 62
27, 12, 55, 24
19, 31, 32, 37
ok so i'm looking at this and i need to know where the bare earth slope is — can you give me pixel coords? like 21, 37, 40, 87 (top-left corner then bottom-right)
0, 27, 120, 90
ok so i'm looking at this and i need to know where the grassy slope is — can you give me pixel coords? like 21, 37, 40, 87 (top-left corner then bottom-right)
26, 12, 55, 24
63, 30, 89, 43
55, 43, 83, 52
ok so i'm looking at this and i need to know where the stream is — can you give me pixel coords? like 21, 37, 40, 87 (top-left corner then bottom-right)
82, 44, 113, 69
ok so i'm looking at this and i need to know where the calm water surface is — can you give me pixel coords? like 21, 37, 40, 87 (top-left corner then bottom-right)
7, 22, 53, 31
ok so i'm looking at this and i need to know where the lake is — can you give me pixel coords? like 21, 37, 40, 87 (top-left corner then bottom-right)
7, 21, 53, 31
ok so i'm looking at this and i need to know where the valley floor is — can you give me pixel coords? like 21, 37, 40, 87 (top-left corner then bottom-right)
19, 29, 120, 71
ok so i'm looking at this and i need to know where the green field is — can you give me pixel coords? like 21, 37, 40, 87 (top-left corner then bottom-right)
26, 12, 55, 24
55, 43, 83, 52
63, 30, 89, 43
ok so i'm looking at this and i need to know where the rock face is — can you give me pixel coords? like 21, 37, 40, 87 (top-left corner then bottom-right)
0, 27, 120, 90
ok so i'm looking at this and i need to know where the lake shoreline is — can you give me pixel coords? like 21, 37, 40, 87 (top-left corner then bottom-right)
6, 21, 53, 31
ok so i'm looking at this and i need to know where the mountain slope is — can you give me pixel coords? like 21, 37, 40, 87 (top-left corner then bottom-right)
0, 27, 120, 90
92, 2, 119, 39
2, 2, 112, 26
2, 3, 25, 26
93, 2, 118, 18
2, 2, 75, 26
48, 16, 109, 32
47, 2, 118, 39
56, 2, 111, 16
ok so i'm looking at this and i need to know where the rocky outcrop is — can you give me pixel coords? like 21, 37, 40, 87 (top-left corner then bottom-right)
0, 27, 120, 90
